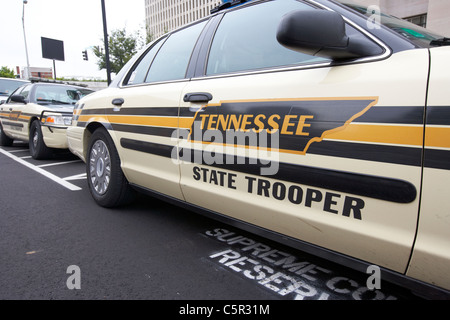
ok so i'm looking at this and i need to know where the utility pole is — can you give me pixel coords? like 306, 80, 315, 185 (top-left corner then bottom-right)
101, 0, 111, 85
22, 0, 31, 79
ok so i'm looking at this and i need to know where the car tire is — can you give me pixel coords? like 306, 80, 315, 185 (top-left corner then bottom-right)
29, 120, 52, 159
86, 127, 135, 207
0, 123, 14, 147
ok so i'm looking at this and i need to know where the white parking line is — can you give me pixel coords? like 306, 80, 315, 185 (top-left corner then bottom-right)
0, 148, 82, 191
63, 173, 87, 181
37, 159, 82, 168
7, 149, 30, 153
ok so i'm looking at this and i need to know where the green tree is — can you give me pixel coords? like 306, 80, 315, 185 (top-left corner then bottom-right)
93, 28, 140, 74
0, 66, 16, 78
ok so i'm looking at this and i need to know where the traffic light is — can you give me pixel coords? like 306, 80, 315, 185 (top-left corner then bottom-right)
82, 50, 88, 61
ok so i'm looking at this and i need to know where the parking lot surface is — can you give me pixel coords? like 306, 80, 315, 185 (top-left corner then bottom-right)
0, 142, 422, 301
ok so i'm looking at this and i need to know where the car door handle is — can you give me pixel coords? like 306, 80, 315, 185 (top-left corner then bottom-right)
111, 98, 124, 106
183, 92, 213, 103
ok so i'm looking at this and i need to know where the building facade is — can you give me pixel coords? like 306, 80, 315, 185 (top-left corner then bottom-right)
356, 0, 450, 36
21, 67, 53, 79
145, 0, 221, 40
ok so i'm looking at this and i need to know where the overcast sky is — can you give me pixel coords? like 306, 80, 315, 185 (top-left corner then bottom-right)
0, 0, 146, 80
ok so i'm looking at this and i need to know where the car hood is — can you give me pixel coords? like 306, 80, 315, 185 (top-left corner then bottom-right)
39, 104, 74, 113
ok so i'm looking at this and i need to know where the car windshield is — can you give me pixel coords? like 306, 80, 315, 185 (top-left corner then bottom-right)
34, 85, 94, 106
0, 79, 28, 96
336, 0, 447, 48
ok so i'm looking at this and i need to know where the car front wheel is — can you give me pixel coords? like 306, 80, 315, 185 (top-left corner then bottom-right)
29, 120, 52, 159
86, 128, 135, 207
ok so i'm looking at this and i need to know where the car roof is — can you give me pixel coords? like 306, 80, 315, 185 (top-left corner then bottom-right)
0, 77, 29, 82
27, 81, 94, 92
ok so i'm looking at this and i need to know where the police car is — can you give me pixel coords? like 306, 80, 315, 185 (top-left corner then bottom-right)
0, 81, 93, 159
67, 0, 450, 298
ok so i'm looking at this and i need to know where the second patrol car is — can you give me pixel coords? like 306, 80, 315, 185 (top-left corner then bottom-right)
0, 81, 93, 159
67, 0, 450, 298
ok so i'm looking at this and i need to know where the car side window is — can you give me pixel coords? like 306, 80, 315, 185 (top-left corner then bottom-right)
17, 84, 32, 100
145, 20, 207, 83
206, 0, 330, 75
125, 38, 166, 85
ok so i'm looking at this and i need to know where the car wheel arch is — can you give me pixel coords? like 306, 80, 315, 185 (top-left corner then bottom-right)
83, 122, 110, 160
28, 117, 40, 131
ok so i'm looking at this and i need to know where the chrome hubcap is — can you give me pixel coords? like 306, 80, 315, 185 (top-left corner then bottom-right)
89, 140, 111, 195
33, 130, 39, 148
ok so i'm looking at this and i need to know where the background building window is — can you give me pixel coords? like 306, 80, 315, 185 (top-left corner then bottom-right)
405, 14, 427, 28
145, 0, 221, 40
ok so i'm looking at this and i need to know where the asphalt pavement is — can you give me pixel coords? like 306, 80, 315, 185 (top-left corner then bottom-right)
0, 142, 423, 304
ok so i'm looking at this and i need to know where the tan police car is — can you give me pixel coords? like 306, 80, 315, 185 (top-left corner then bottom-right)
0, 81, 93, 159
67, 0, 450, 298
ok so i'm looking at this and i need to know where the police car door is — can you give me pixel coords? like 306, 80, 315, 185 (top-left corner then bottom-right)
2, 84, 32, 141
106, 21, 207, 200
179, 0, 427, 273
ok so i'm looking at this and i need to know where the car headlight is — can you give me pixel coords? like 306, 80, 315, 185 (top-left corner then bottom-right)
42, 115, 73, 126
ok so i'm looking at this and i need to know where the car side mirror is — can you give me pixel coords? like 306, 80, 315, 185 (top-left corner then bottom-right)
10, 95, 26, 104
277, 10, 383, 60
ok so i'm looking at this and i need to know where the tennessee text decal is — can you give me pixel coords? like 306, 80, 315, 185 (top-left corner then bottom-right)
8, 111, 22, 121
188, 97, 378, 155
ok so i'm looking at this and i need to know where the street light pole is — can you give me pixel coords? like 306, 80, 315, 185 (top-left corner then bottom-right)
22, 0, 31, 79
101, 0, 111, 85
